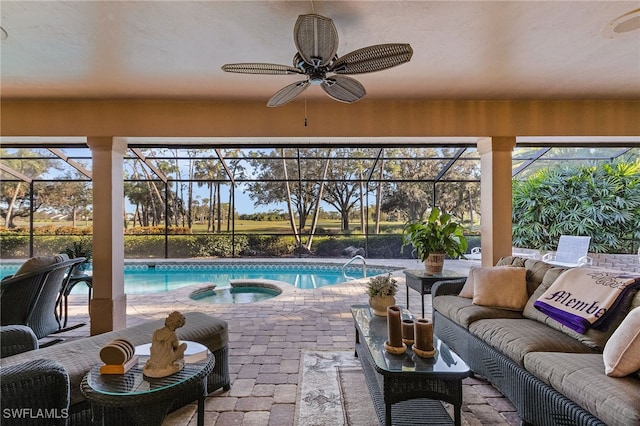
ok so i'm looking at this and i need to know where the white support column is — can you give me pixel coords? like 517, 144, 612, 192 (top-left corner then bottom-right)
87, 137, 127, 334
478, 137, 516, 267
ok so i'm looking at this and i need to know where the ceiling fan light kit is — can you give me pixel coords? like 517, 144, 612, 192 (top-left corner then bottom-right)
221, 13, 413, 107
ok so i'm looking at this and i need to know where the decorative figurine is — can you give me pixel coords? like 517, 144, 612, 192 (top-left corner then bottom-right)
143, 311, 188, 378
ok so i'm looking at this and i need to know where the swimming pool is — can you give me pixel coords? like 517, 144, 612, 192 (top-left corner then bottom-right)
0, 262, 395, 294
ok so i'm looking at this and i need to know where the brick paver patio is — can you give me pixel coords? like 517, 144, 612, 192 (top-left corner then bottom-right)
55, 258, 521, 425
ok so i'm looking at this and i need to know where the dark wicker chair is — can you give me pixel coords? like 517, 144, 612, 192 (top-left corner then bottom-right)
1, 257, 85, 339
1, 358, 70, 426
1, 326, 70, 425
0, 325, 39, 358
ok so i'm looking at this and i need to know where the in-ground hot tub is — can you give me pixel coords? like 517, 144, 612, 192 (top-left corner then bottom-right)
189, 281, 282, 304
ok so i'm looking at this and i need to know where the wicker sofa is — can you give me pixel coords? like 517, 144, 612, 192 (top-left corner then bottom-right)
0, 311, 230, 425
432, 256, 640, 426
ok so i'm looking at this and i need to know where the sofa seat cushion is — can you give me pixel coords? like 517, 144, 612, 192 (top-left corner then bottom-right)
433, 295, 524, 329
0, 312, 228, 407
524, 352, 640, 426
469, 318, 596, 365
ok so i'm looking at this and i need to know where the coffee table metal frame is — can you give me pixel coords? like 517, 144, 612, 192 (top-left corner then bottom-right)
351, 305, 470, 426
81, 352, 214, 426
403, 269, 467, 317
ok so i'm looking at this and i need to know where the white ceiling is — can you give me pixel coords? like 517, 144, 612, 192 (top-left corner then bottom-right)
1, 1, 639, 104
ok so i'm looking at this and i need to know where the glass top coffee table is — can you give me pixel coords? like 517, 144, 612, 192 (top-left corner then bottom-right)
351, 305, 470, 426
81, 348, 214, 426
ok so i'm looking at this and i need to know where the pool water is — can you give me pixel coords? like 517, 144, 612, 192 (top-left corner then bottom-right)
0, 262, 394, 294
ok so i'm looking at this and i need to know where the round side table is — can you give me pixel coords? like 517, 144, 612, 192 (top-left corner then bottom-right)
81, 351, 214, 426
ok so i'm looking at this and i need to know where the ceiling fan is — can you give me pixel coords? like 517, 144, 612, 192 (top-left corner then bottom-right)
221, 13, 413, 107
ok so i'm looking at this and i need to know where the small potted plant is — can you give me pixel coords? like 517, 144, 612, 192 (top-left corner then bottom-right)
402, 207, 467, 274
366, 273, 398, 316
63, 238, 93, 271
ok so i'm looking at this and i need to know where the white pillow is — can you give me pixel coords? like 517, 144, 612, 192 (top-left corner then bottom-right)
603, 307, 640, 377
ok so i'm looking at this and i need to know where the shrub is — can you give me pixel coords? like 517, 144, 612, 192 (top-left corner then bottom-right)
513, 160, 640, 253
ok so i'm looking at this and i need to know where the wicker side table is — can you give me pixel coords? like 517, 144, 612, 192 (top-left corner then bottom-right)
81, 352, 214, 426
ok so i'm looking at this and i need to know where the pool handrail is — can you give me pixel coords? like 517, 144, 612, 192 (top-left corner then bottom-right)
342, 255, 366, 281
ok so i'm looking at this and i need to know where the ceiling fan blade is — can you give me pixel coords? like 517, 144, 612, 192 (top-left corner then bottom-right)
294, 14, 339, 68
321, 75, 366, 103
267, 80, 310, 107
221, 63, 303, 75
330, 43, 413, 74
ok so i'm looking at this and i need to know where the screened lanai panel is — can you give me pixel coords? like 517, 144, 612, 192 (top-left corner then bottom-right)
438, 148, 481, 180
512, 147, 639, 179
1, 148, 92, 180
439, 158, 481, 180
383, 158, 452, 181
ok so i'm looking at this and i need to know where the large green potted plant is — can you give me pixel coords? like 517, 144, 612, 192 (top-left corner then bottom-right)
402, 207, 467, 274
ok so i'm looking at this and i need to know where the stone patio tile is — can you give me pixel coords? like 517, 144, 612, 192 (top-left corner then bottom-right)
273, 384, 297, 404
204, 396, 238, 411
256, 373, 293, 385
278, 359, 300, 374
473, 383, 506, 398
267, 404, 295, 426
215, 411, 244, 425
487, 396, 517, 412
248, 345, 268, 355
228, 378, 255, 397
461, 384, 486, 405
234, 397, 274, 411
187, 411, 219, 426
258, 364, 281, 374
468, 404, 510, 425
251, 384, 275, 397
241, 411, 271, 426
237, 364, 261, 379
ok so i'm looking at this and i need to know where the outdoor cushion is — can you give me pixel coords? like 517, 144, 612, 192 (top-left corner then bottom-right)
14, 254, 67, 276
433, 295, 524, 329
603, 307, 640, 377
0, 312, 228, 407
469, 318, 596, 366
524, 267, 638, 351
524, 352, 640, 426
458, 268, 476, 298
471, 266, 528, 311
496, 256, 557, 296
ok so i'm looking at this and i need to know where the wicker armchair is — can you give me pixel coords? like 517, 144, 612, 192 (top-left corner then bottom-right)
1, 358, 70, 426
1, 256, 85, 339
1, 325, 39, 358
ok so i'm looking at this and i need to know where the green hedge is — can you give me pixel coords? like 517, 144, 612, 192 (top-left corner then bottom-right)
0, 232, 479, 259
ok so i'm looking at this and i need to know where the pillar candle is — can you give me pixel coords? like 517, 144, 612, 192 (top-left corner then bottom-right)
387, 306, 403, 347
414, 318, 434, 351
402, 319, 415, 342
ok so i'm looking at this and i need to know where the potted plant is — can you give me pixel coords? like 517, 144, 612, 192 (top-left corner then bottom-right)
62, 238, 93, 271
366, 273, 398, 316
402, 207, 468, 274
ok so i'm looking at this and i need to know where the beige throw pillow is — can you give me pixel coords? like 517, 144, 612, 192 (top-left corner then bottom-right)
458, 267, 477, 298
471, 266, 528, 311
603, 307, 640, 377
